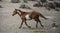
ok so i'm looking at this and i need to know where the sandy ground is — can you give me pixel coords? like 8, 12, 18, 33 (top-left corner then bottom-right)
0, 0, 60, 33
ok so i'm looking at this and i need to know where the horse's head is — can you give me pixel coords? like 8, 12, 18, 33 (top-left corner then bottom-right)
12, 9, 23, 16
12, 9, 18, 16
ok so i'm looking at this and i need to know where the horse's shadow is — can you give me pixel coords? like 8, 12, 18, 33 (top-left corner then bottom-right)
19, 27, 44, 30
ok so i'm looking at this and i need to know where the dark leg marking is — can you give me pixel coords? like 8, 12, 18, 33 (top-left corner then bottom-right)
19, 21, 23, 29
25, 21, 31, 28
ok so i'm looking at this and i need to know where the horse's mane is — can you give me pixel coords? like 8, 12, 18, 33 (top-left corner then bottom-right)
16, 9, 40, 13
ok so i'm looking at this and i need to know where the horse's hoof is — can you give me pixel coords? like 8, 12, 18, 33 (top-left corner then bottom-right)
28, 26, 31, 28
41, 25, 44, 28
19, 27, 21, 29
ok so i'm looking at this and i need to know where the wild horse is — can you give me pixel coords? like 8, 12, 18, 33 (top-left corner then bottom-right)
12, 9, 47, 28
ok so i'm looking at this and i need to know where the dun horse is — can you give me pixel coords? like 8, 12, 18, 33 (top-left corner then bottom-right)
12, 9, 47, 28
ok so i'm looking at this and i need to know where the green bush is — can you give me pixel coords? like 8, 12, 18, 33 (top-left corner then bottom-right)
28, 0, 36, 1
23, 0, 28, 3
11, 0, 20, 3
19, 4, 31, 9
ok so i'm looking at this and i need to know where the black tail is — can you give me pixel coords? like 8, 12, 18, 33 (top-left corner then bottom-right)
39, 13, 47, 19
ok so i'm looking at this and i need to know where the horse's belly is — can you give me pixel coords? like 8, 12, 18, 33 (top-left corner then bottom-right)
25, 14, 31, 20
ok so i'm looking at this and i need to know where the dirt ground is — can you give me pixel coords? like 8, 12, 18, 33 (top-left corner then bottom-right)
0, 0, 60, 33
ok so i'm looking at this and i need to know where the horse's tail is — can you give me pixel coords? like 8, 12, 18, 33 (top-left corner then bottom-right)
39, 13, 47, 19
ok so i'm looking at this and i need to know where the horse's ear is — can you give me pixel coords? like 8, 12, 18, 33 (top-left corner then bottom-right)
15, 9, 17, 10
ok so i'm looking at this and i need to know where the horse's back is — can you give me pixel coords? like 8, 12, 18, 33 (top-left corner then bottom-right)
29, 11, 40, 19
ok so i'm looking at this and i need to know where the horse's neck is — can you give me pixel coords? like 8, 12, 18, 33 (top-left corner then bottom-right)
18, 10, 23, 13
17, 11, 21, 16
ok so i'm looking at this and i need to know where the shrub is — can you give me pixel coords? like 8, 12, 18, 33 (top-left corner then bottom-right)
23, 0, 28, 3
11, 0, 20, 3
19, 4, 31, 9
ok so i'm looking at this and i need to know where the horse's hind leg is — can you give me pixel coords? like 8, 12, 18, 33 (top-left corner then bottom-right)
36, 21, 38, 28
34, 18, 39, 28
38, 18, 44, 27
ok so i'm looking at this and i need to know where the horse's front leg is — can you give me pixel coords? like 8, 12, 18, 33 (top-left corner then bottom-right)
38, 18, 44, 27
22, 18, 31, 28
25, 21, 31, 28
19, 21, 23, 29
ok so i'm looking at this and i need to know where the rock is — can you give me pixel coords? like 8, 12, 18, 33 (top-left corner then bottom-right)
52, 22, 58, 27
33, 2, 42, 7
